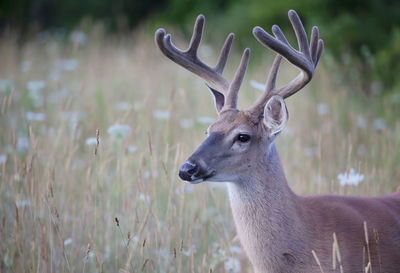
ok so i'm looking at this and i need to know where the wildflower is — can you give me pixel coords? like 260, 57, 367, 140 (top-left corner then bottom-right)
107, 124, 131, 139
26, 112, 46, 121
0, 154, 7, 164
317, 103, 329, 116
139, 193, 150, 204
116, 101, 132, 111
373, 118, 385, 132
85, 137, 99, 146
153, 110, 170, 120
16, 199, 31, 208
57, 59, 79, 71
64, 238, 73, 246
17, 136, 30, 151
356, 116, 367, 129
337, 168, 364, 186
250, 80, 265, 91
26, 80, 46, 92
197, 116, 215, 124
70, 30, 88, 45
26, 80, 46, 107
127, 145, 137, 154
224, 257, 241, 273
229, 246, 243, 254
0, 79, 12, 92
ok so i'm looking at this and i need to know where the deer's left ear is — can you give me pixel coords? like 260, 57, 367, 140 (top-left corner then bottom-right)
263, 95, 288, 136
206, 84, 225, 113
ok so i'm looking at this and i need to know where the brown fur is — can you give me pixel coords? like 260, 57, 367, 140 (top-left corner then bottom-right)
192, 110, 400, 273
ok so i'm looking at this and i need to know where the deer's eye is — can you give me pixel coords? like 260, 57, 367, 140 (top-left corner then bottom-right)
237, 134, 251, 143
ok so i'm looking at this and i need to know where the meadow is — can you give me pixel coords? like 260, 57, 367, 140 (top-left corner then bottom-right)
0, 23, 399, 273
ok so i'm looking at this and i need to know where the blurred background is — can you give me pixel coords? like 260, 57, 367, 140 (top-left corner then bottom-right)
0, 0, 399, 272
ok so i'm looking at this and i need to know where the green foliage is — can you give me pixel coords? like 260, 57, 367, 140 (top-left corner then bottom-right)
158, 0, 400, 95
0, 0, 166, 31
0, 0, 399, 94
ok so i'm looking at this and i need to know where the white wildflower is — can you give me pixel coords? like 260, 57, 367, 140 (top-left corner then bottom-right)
224, 257, 241, 273
70, 30, 88, 45
337, 168, 364, 186
229, 246, 243, 254
17, 136, 30, 151
64, 238, 73, 246
50, 70, 61, 82
0, 154, 7, 164
57, 59, 79, 71
373, 118, 385, 132
153, 110, 170, 120
356, 116, 367, 129
26, 80, 46, 92
250, 80, 265, 91
3, 254, 12, 267
85, 137, 99, 146
317, 103, 329, 116
14, 174, 22, 181
197, 116, 215, 124
26, 112, 46, 121
0, 79, 12, 92
107, 124, 131, 139
116, 101, 132, 111
63, 111, 84, 125
127, 145, 137, 154
139, 193, 150, 204
16, 199, 31, 208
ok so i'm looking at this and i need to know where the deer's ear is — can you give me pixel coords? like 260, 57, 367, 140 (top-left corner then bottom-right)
206, 84, 225, 113
263, 95, 288, 136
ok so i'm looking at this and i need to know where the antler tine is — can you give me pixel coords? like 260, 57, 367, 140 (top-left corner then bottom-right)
224, 48, 251, 110
215, 33, 234, 74
155, 15, 235, 94
187, 15, 204, 55
288, 10, 311, 60
247, 10, 324, 116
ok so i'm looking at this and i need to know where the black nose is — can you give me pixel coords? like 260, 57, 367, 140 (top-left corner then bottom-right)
179, 161, 199, 181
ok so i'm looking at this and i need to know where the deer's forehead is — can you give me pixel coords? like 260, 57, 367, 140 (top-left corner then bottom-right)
209, 111, 255, 133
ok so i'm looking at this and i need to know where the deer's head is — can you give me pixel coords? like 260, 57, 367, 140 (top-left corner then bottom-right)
155, 10, 323, 184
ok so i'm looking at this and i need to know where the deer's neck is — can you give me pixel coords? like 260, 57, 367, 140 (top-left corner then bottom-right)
227, 144, 309, 272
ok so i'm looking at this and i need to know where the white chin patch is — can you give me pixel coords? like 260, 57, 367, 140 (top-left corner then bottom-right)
187, 178, 204, 184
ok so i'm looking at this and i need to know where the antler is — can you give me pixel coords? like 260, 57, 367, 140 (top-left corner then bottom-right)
155, 15, 250, 112
247, 10, 324, 115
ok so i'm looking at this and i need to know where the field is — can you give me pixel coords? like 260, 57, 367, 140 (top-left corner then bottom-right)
0, 24, 399, 273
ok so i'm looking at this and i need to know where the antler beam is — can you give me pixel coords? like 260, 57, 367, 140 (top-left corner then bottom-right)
248, 10, 324, 115
155, 15, 250, 113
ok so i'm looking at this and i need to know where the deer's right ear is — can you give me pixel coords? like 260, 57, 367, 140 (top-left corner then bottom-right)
263, 95, 288, 136
206, 84, 225, 113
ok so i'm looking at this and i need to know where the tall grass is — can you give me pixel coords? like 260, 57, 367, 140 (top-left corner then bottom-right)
0, 25, 399, 272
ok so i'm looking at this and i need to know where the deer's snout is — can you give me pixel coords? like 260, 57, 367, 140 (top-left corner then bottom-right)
179, 161, 199, 181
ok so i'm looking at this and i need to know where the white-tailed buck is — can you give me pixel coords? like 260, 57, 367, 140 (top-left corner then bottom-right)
155, 10, 400, 273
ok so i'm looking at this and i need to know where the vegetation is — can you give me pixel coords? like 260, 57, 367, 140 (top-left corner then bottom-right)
1, 0, 400, 95
0, 20, 399, 271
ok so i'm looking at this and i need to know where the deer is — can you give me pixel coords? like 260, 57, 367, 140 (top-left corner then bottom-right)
155, 10, 400, 273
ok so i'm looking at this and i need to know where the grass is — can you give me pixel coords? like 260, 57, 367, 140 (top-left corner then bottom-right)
0, 24, 399, 272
